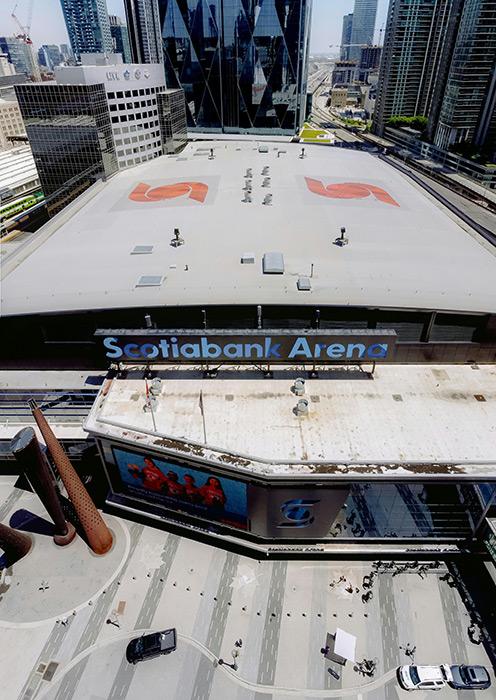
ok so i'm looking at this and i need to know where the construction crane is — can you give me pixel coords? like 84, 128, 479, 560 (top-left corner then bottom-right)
11, 0, 40, 81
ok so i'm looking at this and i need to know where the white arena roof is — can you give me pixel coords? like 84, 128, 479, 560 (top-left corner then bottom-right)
85, 364, 496, 479
2, 140, 496, 317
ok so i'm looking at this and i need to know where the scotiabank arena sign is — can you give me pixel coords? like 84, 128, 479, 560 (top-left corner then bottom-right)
96, 329, 397, 364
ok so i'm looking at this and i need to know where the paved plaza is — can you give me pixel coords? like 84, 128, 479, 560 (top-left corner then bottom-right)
0, 478, 494, 700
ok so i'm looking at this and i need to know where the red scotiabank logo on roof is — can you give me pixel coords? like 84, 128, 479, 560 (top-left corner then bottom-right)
129, 181, 208, 203
305, 178, 400, 207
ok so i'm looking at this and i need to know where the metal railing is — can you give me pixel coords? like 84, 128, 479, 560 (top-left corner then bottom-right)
0, 389, 98, 424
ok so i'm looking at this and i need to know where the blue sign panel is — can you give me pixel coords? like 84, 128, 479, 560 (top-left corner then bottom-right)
96, 330, 397, 364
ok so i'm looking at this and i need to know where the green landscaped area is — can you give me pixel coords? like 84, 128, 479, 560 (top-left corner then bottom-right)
300, 123, 327, 137
300, 124, 332, 143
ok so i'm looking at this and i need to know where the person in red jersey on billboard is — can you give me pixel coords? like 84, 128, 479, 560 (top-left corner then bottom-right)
141, 457, 167, 492
199, 476, 227, 509
183, 474, 202, 504
165, 471, 185, 498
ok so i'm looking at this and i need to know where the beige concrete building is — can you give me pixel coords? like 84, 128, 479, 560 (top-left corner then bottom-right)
0, 90, 26, 151
330, 88, 348, 109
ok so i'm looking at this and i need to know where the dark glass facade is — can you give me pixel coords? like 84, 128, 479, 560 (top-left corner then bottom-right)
157, 88, 188, 152
330, 482, 496, 540
15, 83, 117, 215
158, 0, 312, 134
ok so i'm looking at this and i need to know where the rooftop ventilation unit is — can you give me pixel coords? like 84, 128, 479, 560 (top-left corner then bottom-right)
263, 251, 284, 274
242, 193, 252, 203
245, 168, 252, 178
262, 166, 270, 176
334, 226, 349, 247
241, 252, 255, 264
262, 178, 271, 187
292, 378, 306, 396
136, 275, 163, 287
297, 276, 311, 291
262, 194, 273, 206
258, 144, 269, 153
131, 245, 154, 255
171, 228, 184, 247
294, 398, 309, 416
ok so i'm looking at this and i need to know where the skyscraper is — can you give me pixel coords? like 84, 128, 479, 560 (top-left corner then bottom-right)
349, 0, 378, 62
38, 45, 64, 72
434, 0, 496, 157
59, 0, 113, 60
373, 0, 463, 137
158, 0, 312, 134
0, 36, 39, 79
124, 0, 163, 64
340, 13, 353, 60
109, 15, 132, 63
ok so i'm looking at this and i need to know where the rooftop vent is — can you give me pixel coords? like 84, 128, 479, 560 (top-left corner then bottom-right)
263, 251, 284, 274
294, 398, 309, 417
170, 227, 184, 247
136, 275, 163, 288
258, 144, 269, 153
241, 252, 255, 264
262, 194, 272, 206
297, 276, 311, 291
292, 378, 306, 396
262, 166, 270, 176
334, 226, 349, 247
262, 178, 271, 187
131, 245, 154, 255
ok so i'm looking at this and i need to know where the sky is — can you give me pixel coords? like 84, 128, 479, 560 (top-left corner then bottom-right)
0, 0, 390, 55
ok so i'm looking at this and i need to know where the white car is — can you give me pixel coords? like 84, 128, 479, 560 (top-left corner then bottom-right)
397, 664, 450, 691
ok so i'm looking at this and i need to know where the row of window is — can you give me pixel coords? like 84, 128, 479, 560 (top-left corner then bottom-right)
117, 142, 161, 158
115, 132, 160, 146
107, 87, 159, 99
111, 113, 158, 124
113, 125, 160, 137
109, 99, 154, 111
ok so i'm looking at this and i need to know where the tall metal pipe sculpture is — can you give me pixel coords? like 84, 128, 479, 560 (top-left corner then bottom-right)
10, 427, 76, 546
30, 400, 113, 555
0, 522, 32, 564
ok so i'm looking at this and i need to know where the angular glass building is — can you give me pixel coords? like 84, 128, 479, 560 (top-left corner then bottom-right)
157, 0, 312, 134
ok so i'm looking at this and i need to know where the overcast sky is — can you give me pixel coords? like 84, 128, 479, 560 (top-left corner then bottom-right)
0, 0, 390, 55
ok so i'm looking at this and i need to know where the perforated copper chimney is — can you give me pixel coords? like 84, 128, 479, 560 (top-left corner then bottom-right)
30, 401, 113, 555
0, 522, 32, 563
10, 427, 76, 546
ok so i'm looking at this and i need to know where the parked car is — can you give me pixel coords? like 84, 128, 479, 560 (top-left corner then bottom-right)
126, 628, 177, 665
448, 665, 491, 690
397, 664, 450, 691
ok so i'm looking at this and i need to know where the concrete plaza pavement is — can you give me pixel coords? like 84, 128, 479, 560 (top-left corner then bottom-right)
0, 480, 494, 700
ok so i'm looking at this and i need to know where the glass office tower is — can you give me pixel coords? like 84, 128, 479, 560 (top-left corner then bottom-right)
158, 0, 312, 134
16, 83, 117, 215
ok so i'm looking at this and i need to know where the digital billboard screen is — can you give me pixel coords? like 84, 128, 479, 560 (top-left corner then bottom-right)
111, 446, 248, 530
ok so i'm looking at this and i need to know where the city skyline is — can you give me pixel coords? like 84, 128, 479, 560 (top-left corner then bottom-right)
0, 0, 390, 58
